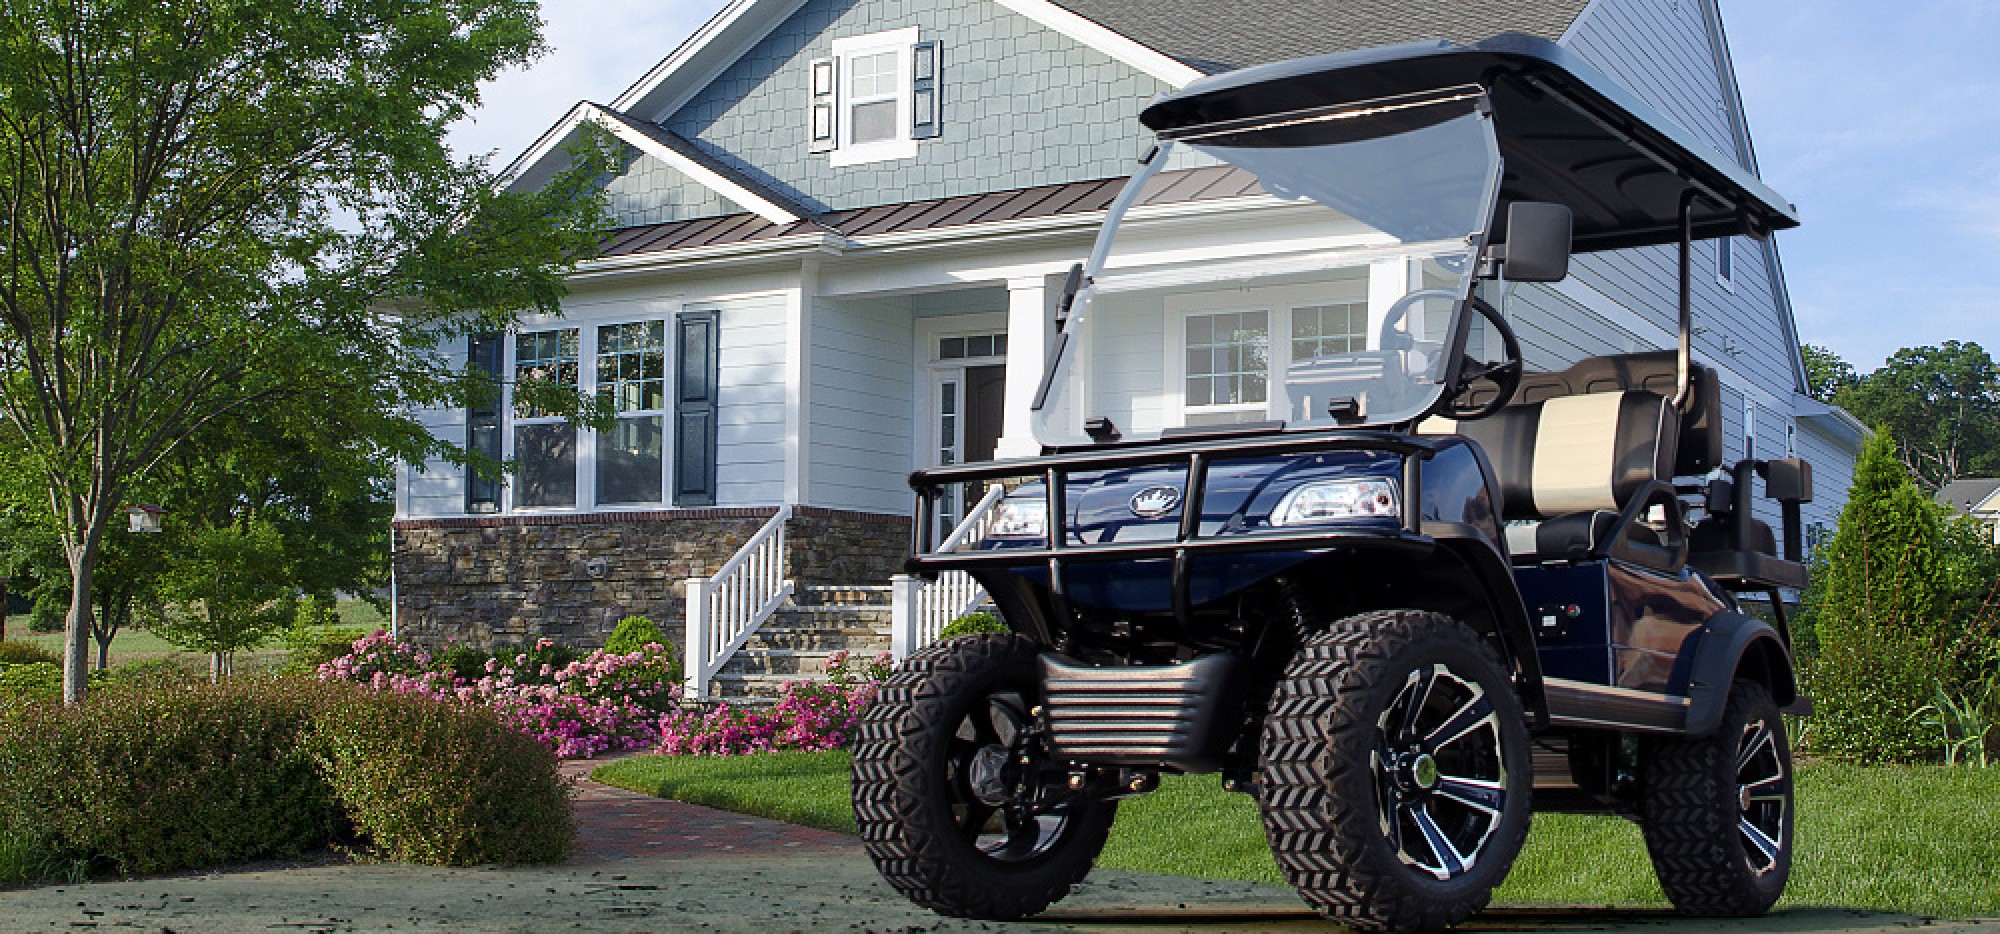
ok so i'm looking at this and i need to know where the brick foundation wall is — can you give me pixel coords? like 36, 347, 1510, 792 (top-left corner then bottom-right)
391, 507, 911, 650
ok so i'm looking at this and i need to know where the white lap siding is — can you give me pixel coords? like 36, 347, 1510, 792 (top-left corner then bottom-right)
714, 292, 791, 506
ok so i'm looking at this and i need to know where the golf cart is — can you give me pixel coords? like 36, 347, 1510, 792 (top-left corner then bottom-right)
853, 34, 1813, 933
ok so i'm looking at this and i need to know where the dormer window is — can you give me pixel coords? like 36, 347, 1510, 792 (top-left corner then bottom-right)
811, 28, 941, 167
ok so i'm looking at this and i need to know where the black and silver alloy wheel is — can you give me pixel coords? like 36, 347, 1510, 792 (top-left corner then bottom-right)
1734, 715, 1789, 875
1639, 679, 1794, 916
1374, 663, 1510, 882
1260, 609, 1532, 934
853, 633, 1116, 920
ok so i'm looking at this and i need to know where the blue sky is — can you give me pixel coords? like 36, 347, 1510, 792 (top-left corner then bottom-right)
449, 1, 1998, 375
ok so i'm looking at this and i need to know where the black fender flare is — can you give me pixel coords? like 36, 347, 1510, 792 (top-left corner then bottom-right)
1428, 523, 1548, 727
1684, 611, 1800, 736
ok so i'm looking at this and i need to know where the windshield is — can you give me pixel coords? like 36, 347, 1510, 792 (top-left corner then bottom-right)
1031, 91, 1501, 446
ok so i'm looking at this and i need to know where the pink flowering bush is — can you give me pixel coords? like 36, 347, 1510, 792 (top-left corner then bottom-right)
317, 631, 681, 759
657, 650, 893, 756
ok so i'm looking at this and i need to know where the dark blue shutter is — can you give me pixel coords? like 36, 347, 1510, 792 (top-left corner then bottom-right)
809, 57, 838, 153
912, 41, 941, 139
674, 310, 720, 506
465, 332, 504, 513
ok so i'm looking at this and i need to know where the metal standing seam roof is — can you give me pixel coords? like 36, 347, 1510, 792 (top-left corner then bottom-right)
592, 165, 1262, 260
1044, 0, 1592, 71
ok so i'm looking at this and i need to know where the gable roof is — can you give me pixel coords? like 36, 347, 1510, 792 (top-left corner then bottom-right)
1939, 479, 2000, 516
1044, 0, 1594, 71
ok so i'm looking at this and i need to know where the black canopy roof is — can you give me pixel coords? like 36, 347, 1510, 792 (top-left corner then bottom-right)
1139, 34, 1800, 253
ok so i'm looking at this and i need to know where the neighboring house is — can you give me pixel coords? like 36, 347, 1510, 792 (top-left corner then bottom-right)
1939, 479, 2000, 544
392, 0, 1865, 687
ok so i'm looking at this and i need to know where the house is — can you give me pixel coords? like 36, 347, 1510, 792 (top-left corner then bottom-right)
390, 0, 1865, 695
1939, 479, 2000, 544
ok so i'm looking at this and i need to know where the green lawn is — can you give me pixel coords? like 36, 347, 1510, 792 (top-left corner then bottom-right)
4, 600, 383, 670
593, 751, 2000, 918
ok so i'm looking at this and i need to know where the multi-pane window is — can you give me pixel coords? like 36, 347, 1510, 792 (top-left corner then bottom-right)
849, 51, 900, 145
1184, 311, 1268, 408
1290, 303, 1366, 359
939, 333, 1007, 360
596, 321, 667, 505
513, 328, 579, 508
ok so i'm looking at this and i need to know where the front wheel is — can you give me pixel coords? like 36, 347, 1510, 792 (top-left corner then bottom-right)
1259, 609, 1533, 933
852, 633, 1116, 920
1639, 679, 1793, 915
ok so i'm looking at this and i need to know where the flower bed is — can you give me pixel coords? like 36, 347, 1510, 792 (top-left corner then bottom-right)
318, 631, 678, 759
657, 650, 892, 756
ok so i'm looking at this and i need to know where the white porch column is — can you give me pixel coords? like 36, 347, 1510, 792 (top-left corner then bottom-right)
996, 275, 1054, 458
890, 573, 924, 661
682, 577, 711, 699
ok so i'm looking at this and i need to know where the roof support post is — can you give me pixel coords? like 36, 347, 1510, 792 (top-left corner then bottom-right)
1675, 188, 1698, 414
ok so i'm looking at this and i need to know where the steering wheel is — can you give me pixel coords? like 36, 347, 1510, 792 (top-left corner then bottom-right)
1440, 295, 1524, 420
1372, 287, 1460, 351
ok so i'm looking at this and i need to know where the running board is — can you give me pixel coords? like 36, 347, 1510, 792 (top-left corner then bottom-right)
1543, 678, 1689, 734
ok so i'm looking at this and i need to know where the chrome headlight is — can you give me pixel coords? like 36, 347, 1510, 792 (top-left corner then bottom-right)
1271, 478, 1400, 527
986, 499, 1048, 539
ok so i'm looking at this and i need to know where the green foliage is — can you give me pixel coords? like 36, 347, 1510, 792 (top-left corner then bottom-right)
1807, 431, 1960, 762
432, 641, 494, 684
0, 662, 63, 707
0, 679, 343, 875
0, 679, 575, 879
279, 625, 370, 678
1801, 343, 1859, 403
293, 596, 341, 632
1833, 341, 2000, 491
605, 615, 667, 655
151, 522, 297, 678
1910, 676, 2000, 767
26, 596, 61, 633
0, 641, 58, 666
97, 657, 203, 692
937, 612, 1009, 640
0, 0, 614, 703
311, 692, 573, 866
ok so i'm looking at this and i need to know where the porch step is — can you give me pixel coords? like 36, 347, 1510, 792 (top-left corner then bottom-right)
706, 583, 893, 703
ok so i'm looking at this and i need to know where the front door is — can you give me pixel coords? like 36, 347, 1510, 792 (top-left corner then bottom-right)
929, 328, 1008, 540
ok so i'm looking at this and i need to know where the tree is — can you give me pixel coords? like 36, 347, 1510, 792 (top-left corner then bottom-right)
1806, 431, 1960, 763
151, 521, 292, 681
0, 0, 611, 703
1835, 342, 2000, 492
1800, 343, 1858, 403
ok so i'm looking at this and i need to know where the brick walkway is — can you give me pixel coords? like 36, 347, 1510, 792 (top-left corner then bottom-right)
558, 756, 856, 865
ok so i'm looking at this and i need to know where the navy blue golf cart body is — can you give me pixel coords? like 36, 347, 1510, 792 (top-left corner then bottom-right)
855, 34, 1812, 932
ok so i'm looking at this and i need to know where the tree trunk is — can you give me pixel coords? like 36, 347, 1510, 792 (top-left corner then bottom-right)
209, 650, 225, 683
1, 575, 8, 643
63, 546, 98, 704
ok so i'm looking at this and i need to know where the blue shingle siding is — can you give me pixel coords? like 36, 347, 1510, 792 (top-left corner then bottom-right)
646, 0, 1171, 216
601, 148, 740, 226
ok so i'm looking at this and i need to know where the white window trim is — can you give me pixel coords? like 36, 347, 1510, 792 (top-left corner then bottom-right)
591, 316, 674, 510
1162, 278, 1370, 425
829, 27, 920, 168
1715, 236, 1735, 293
500, 314, 678, 515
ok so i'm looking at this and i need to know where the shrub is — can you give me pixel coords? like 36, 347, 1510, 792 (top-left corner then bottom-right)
311, 691, 572, 865
0, 679, 344, 875
0, 662, 63, 707
1806, 432, 1961, 763
0, 641, 59, 666
100, 657, 204, 691
937, 611, 1008, 640
27, 596, 62, 633
432, 640, 493, 683
657, 650, 891, 756
278, 623, 372, 677
606, 615, 668, 655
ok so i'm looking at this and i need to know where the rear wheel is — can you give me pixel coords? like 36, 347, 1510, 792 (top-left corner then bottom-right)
852, 633, 1116, 920
1639, 679, 1793, 915
1259, 609, 1532, 933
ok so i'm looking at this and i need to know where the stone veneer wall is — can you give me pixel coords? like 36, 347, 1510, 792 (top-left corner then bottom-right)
392, 506, 911, 650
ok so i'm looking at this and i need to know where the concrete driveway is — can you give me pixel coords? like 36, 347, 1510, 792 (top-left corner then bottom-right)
0, 763, 1985, 933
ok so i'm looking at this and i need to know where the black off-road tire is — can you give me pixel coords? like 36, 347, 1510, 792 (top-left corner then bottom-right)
1639, 679, 1793, 916
852, 632, 1116, 920
1259, 609, 1533, 933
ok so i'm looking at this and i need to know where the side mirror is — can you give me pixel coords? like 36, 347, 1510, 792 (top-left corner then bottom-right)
1760, 458, 1813, 504
1496, 202, 1572, 283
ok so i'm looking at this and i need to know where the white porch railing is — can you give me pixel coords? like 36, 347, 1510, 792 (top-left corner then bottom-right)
684, 505, 795, 699
892, 484, 1007, 658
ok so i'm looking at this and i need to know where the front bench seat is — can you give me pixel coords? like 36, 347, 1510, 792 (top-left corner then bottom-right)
1427, 389, 1686, 570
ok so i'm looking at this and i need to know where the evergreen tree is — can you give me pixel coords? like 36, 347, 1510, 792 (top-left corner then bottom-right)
1807, 431, 1956, 762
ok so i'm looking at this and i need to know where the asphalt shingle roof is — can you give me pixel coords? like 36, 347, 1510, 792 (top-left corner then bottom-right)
1938, 478, 2000, 515
1047, 0, 1592, 71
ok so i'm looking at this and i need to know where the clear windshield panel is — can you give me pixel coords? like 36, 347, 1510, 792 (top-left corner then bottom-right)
1032, 96, 1501, 446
